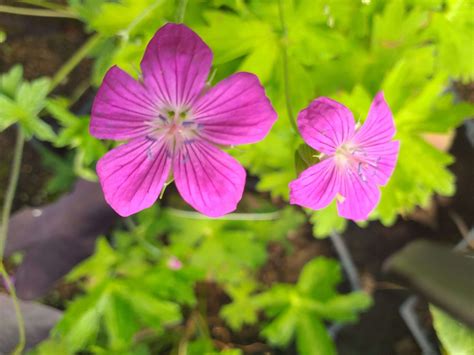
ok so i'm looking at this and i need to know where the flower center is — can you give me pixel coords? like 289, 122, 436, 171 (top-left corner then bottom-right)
146, 108, 199, 153
335, 143, 379, 182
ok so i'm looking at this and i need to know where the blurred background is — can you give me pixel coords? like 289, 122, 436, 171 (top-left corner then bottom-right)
0, 0, 473, 354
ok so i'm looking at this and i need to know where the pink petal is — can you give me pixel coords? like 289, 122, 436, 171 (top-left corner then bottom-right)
289, 158, 341, 210
192, 72, 277, 145
352, 91, 396, 147
297, 97, 355, 154
90, 66, 157, 140
336, 164, 380, 221
173, 140, 246, 217
97, 138, 172, 217
141, 23, 212, 108
359, 140, 400, 186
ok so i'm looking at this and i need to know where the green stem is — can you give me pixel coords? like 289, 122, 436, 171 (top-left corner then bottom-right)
0, 127, 25, 355
49, 33, 101, 92
175, 0, 188, 23
0, 128, 24, 261
0, 4, 76, 18
166, 208, 282, 221
18, 0, 72, 12
0, 263, 25, 355
277, 0, 297, 133
0, 24, 99, 355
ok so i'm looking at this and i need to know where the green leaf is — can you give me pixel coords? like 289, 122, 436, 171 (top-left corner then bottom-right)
220, 283, 259, 330
314, 292, 373, 322
310, 202, 347, 238
16, 77, 51, 116
0, 94, 20, 131
21, 116, 56, 141
46, 98, 78, 125
297, 257, 341, 301
295, 313, 335, 355
124, 288, 182, 330
197, 11, 279, 82
53, 282, 110, 352
67, 237, 118, 286
0, 65, 23, 98
104, 292, 139, 350
261, 308, 298, 347
431, 306, 474, 355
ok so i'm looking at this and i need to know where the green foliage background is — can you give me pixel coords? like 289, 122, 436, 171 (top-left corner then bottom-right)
1, 0, 473, 354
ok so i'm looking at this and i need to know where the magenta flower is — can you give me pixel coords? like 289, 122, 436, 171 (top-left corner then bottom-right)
167, 256, 183, 270
90, 24, 276, 217
289, 92, 400, 221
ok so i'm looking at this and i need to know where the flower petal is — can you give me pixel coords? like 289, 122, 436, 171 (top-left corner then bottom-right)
90, 66, 157, 140
97, 137, 172, 217
360, 140, 400, 186
353, 91, 396, 147
298, 97, 355, 154
336, 164, 380, 221
192, 72, 277, 145
173, 140, 246, 217
289, 158, 340, 210
141, 23, 212, 108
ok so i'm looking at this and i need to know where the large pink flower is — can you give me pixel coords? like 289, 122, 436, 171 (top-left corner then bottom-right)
90, 24, 277, 217
289, 93, 399, 221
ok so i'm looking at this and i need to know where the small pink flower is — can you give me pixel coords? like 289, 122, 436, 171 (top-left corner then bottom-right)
167, 256, 183, 270
90, 24, 277, 217
289, 92, 400, 221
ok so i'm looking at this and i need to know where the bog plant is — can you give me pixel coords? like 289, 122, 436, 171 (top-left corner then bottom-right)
0, 0, 473, 354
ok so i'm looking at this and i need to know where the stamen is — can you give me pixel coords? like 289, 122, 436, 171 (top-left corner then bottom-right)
182, 120, 194, 127
147, 147, 153, 160
357, 162, 367, 182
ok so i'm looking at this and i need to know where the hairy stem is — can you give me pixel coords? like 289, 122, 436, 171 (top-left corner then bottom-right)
175, 0, 188, 23
0, 4, 76, 18
277, 0, 298, 133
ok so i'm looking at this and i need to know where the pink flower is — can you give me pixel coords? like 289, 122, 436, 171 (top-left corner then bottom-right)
90, 24, 277, 217
289, 92, 400, 221
167, 256, 183, 270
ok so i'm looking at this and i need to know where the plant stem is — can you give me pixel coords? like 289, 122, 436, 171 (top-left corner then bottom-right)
277, 0, 298, 133
49, 33, 101, 92
0, 127, 24, 261
175, 0, 188, 23
0, 4, 76, 18
0, 127, 25, 355
19, 0, 72, 12
166, 208, 282, 221
0, 263, 25, 355
0, 25, 100, 355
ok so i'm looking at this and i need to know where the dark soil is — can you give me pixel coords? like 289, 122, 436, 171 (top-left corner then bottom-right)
1, 6, 473, 355
0, 3, 90, 209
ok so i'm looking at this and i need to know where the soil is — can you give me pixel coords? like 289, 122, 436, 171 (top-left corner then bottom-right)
1, 5, 473, 355
0, 1, 90, 209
